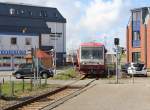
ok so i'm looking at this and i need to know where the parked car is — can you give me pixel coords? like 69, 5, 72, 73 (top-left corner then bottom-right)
127, 62, 147, 77
12, 63, 54, 79
121, 63, 130, 73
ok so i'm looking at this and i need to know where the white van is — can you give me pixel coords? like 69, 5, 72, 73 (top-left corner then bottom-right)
127, 63, 147, 77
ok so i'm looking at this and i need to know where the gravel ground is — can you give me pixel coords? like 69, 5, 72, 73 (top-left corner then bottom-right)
53, 77, 150, 110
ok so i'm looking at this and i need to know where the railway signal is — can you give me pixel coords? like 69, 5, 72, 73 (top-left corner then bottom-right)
114, 38, 119, 45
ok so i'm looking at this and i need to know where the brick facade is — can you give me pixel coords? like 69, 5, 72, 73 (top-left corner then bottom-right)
127, 7, 150, 68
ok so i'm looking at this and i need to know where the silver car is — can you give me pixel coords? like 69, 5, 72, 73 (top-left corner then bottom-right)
127, 63, 147, 77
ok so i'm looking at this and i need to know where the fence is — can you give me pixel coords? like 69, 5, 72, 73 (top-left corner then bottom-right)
0, 75, 49, 109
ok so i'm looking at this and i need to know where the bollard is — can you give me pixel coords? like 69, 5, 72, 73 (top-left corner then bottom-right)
11, 81, 14, 97
107, 68, 110, 78
45, 75, 47, 86
22, 78, 25, 92
39, 77, 41, 88
30, 77, 33, 91
0, 82, 2, 98
107, 68, 110, 83
3, 78, 4, 84
131, 68, 134, 84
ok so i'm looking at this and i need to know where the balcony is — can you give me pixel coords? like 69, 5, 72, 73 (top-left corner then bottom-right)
132, 40, 140, 48
132, 21, 140, 31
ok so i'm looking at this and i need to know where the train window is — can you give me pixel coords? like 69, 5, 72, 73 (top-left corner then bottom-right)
81, 47, 103, 59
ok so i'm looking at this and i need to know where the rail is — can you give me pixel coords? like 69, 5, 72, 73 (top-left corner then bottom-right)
2, 76, 95, 110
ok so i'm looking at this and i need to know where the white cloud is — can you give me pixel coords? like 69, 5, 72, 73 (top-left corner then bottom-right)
80, 0, 122, 32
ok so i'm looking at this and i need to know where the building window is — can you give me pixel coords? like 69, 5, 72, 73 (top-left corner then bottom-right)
43, 11, 47, 17
16, 9, 19, 14
9, 8, 15, 15
132, 52, 141, 63
40, 11, 47, 17
132, 31, 140, 48
28, 11, 33, 16
132, 11, 141, 32
25, 38, 32, 45
54, 13, 58, 17
21, 9, 25, 14
133, 31, 140, 40
133, 11, 141, 21
11, 37, 17, 45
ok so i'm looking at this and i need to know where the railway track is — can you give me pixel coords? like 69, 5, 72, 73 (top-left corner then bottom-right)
3, 77, 95, 110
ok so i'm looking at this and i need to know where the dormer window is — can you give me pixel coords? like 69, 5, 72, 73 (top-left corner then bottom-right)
9, 8, 15, 15
54, 13, 58, 18
43, 11, 47, 17
16, 9, 19, 14
21, 9, 25, 14
28, 11, 33, 16
40, 12, 42, 17
40, 11, 47, 17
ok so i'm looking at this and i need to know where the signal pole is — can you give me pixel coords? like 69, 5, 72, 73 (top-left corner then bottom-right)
114, 38, 119, 84
116, 45, 119, 84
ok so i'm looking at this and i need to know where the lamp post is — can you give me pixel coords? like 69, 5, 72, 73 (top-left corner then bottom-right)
54, 18, 57, 74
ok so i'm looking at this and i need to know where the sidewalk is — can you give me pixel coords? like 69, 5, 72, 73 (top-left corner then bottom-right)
0, 70, 14, 76
53, 80, 150, 110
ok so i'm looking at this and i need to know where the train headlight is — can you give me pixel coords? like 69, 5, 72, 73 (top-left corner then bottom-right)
81, 62, 86, 65
98, 62, 102, 64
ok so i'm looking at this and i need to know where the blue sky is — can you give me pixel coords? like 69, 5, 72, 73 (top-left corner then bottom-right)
1, 0, 150, 52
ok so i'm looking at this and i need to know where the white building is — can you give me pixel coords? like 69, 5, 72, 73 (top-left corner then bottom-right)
0, 2, 66, 70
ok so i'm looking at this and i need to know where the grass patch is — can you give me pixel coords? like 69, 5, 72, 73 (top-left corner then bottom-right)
1, 81, 58, 98
53, 68, 79, 80
1, 81, 31, 97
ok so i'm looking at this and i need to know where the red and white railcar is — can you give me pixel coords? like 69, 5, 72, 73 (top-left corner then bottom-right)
76, 42, 106, 75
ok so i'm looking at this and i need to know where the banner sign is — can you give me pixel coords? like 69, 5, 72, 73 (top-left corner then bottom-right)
0, 50, 26, 55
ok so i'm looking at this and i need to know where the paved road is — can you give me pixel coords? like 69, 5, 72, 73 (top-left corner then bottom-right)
53, 79, 150, 110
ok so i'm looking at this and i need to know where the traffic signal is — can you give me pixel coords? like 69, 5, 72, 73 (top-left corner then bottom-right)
114, 38, 119, 45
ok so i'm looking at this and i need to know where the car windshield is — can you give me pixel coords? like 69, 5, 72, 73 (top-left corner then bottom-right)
19, 64, 32, 69
133, 63, 144, 68
81, 47, 103, 59
19, 63, 45, 69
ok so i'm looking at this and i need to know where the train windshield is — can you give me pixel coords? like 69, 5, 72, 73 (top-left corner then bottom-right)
81, 47, 103, 59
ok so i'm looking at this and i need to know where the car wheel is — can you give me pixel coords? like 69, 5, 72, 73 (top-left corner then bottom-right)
129, 74, 132, 78
42, 73, 48, 79
144, 74, 147, 77
16, 73, 21, 79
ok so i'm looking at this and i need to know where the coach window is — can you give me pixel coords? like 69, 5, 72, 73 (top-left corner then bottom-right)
11, 37, 17, 45
25, 38, 32, 45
